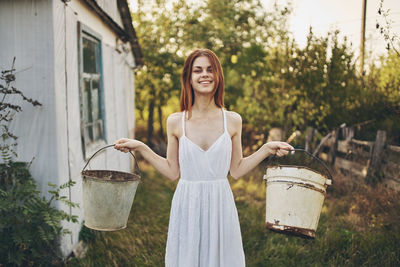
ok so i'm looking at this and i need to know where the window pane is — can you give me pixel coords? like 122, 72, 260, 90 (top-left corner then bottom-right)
85, 125, 93, 145
80, 29, 105, 150
82, 37, 99, 74
91, 79, 100, 121
93, 120, 103, 141
83, 79, 92, 124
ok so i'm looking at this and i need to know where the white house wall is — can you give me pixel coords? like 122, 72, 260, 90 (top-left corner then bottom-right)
94, 0, 124, 29
53, 2, 81, 256
125, 58, 136, 142
0, 0, 137, 258
0, 0, 59, 197
67, 0, 119, 48
53, 0, 136, 256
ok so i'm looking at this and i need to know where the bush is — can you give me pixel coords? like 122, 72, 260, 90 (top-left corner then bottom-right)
0, 59, 78, 266
0, 162, 78, 266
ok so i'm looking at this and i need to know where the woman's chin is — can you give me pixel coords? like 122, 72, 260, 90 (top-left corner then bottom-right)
193, 85, 212, 93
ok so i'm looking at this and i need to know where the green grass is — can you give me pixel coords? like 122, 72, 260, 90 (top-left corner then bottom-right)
68, 164, 400, 267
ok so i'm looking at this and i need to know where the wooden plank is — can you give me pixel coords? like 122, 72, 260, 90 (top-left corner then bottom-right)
388, 145, 400, 153
367, 130, 387, 178
324, 136, 334, 147
337, 140, 350, 154
313, 133, 332, 155
335, 157, 368, 178
341, 127, 354, 140
328, 129, 339, 166
337, 140, 371, 159
352, 139, 373, 147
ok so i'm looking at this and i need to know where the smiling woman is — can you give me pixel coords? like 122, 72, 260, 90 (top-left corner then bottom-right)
114, 48, 293, 267
180, 49, 225, 112
191, 57, 214, 92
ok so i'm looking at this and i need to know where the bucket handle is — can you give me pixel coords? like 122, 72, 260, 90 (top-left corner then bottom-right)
267, 148, 333, 182
82, 144, 141, 176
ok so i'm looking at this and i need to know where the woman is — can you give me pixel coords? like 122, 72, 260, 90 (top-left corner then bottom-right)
114, 49, 293, 267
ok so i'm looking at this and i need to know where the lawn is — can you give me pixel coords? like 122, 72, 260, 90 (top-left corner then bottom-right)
68, 163, 400, 267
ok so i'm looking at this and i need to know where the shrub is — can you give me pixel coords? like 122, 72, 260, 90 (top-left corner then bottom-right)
0, 162, 79, 266
0, 59, 78, 266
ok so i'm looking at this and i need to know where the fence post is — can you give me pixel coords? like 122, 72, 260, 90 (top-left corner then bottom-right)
328, 128, 339, 166
367, 130, 387, 181
342, 127, 354, 140
305, 127, 314, 152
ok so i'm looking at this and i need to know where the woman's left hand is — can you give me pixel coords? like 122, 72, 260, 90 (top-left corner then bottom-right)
263, 141, 294, 157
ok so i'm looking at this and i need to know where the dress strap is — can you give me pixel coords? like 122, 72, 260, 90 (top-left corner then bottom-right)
222, 108, 227, 133
182, 110, 186, 136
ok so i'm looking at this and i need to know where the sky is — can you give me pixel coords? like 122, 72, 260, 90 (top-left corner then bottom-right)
262, 0, 400, 60
129, 0, 400, 60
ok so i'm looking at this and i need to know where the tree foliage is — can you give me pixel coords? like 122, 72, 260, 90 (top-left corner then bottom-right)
132, 0, 399, 146
376, 0, 400, 56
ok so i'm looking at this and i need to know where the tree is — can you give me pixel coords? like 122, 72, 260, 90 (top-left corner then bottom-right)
376, 0, 400, 56
132, 0, 185, 150
132, 0, 292, 149
131, 0, 399, 149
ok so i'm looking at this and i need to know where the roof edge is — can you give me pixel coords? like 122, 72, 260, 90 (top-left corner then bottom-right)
80, 0, 143, 68
117, 0, 143, 67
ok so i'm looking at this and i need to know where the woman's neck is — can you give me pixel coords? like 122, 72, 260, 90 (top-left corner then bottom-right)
191, 94, 218, 113
189, 93, 220, 118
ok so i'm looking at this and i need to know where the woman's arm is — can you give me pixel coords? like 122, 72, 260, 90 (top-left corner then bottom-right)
229, 112, 293, 179
114, 113, 180, 181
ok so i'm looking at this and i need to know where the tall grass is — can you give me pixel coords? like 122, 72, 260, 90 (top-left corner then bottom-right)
69, 163, 400, 267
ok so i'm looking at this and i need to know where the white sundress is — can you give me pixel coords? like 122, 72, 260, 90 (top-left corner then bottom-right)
165, 108, 246, 267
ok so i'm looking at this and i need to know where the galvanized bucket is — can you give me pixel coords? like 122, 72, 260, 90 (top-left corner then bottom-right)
263, 149, 332, 238
81, 145, 141, 231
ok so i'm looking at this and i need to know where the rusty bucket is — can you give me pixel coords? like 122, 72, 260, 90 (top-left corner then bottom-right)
81, 145, 141, 231
263, 149, 332, 238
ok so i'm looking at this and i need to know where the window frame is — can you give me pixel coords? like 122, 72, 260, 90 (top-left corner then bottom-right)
77, 22, 107, 159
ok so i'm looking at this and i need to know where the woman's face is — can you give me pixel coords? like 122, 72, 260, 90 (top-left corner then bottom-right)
190, 56, 215, 95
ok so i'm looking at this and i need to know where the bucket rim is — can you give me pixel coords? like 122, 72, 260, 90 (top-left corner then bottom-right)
266, 222, 316, 238
82, 169, 141, 182
266, 164, 330, 180
84, 222, 127, 231
82, 144, 142, 178
265, 148, 333, 181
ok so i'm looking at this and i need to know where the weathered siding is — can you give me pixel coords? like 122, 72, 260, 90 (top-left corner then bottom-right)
95, 0, 124, 29
53, 0, 136, 256
0, 0, 57, 197
0, 0, 137, 257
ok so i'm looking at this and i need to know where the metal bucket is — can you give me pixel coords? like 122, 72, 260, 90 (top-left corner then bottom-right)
263, 149, 332, 238
81, 145, 141, 231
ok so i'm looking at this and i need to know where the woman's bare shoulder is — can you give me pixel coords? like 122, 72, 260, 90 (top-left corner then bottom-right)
167, 111, 182, 121
225, 110, 242, 137
225, 110, 242, 126
166, 112, 183, 135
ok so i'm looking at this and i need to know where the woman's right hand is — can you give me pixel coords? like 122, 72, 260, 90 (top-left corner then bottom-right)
114, 138, 144, 153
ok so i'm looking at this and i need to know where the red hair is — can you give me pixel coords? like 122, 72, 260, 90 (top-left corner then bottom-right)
180, 49, 225, 111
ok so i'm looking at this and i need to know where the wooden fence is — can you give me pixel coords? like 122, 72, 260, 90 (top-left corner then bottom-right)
305, 127, 400, 191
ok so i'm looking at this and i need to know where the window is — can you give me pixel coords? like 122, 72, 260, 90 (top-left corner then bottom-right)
78, 23, 106, 157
